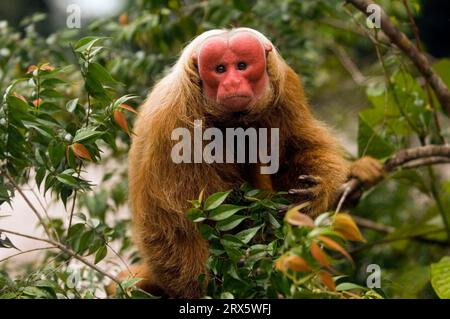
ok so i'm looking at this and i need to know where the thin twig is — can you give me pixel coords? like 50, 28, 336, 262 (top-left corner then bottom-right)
27, 181, 60, 242
0, 246, 57, 263
350, 228, 447, 253
105, 243, 132, 276
67, 44, 93, 235
352, 215, 393, 233
0, 228, 121, 285
3, 171, 52, 239
401, 0, 445, 144
334, 182, 353, 214
346, 0, 450, 116
331, 46, 367, 86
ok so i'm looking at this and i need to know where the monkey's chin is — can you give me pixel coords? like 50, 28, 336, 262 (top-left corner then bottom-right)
219, 96, 252, 113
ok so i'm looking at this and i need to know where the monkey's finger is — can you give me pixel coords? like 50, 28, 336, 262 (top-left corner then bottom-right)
287, 188, 317, 201
297, 175, 322, 187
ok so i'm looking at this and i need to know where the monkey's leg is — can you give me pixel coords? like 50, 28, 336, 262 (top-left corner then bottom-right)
139, 227, 209, 299
106, 264, 165, 297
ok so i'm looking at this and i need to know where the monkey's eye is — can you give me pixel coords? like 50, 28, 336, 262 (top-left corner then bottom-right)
215, 65, 226, 73
237, 62, 247, 70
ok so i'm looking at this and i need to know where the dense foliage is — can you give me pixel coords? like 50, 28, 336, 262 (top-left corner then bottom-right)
0, 0, 449, 299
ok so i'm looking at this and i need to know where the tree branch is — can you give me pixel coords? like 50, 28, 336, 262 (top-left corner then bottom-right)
346, 0, 450, 116
3, 171, 52, 239
353, 215, 448, 246
0, 246, 57, 263
350, 227, 447, 253
0, 228, 121, 285
337, 144, 450, 207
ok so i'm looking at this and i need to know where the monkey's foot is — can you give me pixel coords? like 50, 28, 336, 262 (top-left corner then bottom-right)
106, 264, 165, 298
350, 156, 385, 187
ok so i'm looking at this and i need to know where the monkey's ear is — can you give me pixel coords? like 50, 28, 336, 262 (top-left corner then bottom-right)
264, 43, 272, 56
191, 51, 199, 66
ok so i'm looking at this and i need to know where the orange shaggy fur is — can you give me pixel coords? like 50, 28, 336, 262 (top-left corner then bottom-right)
125, 28, 365, 298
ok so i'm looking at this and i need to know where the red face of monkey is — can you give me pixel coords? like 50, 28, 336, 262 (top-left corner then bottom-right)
196, 33, 271, 112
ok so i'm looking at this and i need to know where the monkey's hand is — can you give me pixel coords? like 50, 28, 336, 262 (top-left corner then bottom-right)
288, 175, 323, 202
287, 175, 329, 216
350, 156, 385, 187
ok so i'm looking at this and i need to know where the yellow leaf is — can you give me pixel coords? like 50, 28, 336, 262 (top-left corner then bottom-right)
285, 255, 312, 273
318, 235, 353, 263
26, 65, 38, 74
275, 255, 287, 273
319, 271, 336, 291
13, 92, 27, 103
284, 202, 314, 227
114, 109, 129, 134
119, 13, 129, 25
332, 213, 366, 242
33, 98, 42, 107
71, 143, 92, 161
119, 103, 138, 115
39, 63, 55, 71
310, 241, 334, 272
198, 188, 205, 202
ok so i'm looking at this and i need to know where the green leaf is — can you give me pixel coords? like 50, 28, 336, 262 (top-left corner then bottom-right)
217, 215, 248, 231
220, 234, 245, 248
391, 71, 430, 132
88, 62, 118, 85
24, 123, 55, 139
336, 282, 366, 291
224, 246, 242, 262
7, 95, 33, 122
0, 234, 20, 250
431, 256, 450, 299
40, 78, 66, 88
187, 208, 206, 222
204, 190, 231, 211
66, 98, 78, 112
120, 277, 142, 291
56, 174, 79, 188
78, 230, 95, 252
48, 142, 66, 168
433, 59, 450, 89
268, 213, 281, 228
22, 286, 54, 298
209, 204, 246, 221
357, 114, 395, 159
35, 167, 46, 189
199, 224, 217, 240
40, 89, 63, 98
235, 225, 262, 244
73, 127, 104, 143
85, 74, 110, 102
74, 36, 108, 52
95, 245, 108, 264
74, 212, 87, 222
220, 292, 235, 299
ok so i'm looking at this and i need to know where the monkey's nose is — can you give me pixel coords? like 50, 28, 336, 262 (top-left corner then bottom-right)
223, 79, 241, 93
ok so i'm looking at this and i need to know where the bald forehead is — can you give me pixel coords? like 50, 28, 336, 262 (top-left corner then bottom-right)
197, 32, 266, 62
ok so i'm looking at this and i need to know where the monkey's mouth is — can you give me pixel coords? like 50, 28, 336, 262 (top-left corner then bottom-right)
220, 95, 252, 111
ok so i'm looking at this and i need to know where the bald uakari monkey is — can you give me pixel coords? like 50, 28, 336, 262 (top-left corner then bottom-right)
120, 28, 383, 298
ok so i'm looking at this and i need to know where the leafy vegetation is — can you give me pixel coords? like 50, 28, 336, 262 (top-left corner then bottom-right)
0, 0, 449, 299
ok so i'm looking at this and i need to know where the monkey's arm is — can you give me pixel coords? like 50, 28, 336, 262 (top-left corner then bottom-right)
288, 151, 348, 215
